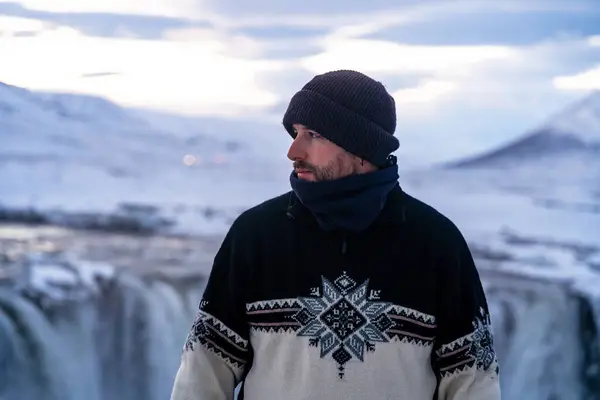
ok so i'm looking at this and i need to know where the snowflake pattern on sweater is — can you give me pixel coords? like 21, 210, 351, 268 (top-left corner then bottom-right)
293, 271, 393, 378
246, 271, 437, 378
435, 306, 499, 377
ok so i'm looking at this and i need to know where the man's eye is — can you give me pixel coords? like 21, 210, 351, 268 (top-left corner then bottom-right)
309, 131, 322, 139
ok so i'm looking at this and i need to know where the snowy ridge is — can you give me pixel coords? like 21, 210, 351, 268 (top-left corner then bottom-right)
0, 82, 139, 126
446, 90, 600, 169
425, 90, 600, 222
0, 82, 290, 235
543, 90, 600, 145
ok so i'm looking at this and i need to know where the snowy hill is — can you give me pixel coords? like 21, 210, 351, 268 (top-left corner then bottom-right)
429, 91, 600, 220
447, 90, 600, 168
403, 89, 600, 219
0, 82, 290, 234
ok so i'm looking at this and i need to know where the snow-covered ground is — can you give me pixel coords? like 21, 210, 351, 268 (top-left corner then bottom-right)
0, 81, 291, 235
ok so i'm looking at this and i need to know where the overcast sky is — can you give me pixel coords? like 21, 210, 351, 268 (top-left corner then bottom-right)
1, 0, 599, 165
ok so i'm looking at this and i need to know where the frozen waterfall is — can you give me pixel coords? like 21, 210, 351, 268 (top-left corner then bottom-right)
483, 269, 596, 399
0, 253, 205, 400
1, 250, 600, 399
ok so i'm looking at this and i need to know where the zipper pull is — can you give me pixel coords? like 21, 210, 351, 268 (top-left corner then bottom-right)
341, 237, 347, 254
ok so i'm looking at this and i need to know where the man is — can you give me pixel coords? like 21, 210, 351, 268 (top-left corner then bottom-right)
170, 70, 501, 399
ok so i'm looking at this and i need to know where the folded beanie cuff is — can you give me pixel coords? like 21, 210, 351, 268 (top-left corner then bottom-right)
282, 89, 400, 167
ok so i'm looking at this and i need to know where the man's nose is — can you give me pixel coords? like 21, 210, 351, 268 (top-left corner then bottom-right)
287, 138, 307, 161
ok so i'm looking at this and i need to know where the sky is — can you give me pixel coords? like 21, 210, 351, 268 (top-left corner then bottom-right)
0, 0, 599, 165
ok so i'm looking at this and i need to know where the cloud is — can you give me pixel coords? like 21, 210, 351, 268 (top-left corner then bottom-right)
393, 80, 457, 101
13, 0, 593, 35
81, 72, 120, 78
209, 0, 598, 30
364, 6, 600, 47
0, 14, 52, 36
0, 2, 209, 39
0, 22, 287, 116
16, 0, 206, 19
299, 38, 516, 76
553, 35, 600, 91
161, 27, 265, 59
5, 0, 597, 44
554, 67, 600, 91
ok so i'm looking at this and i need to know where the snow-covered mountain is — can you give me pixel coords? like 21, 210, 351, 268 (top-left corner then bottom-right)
402, 90, 600, 242
428, 91, 600, 232
443, 90, 600, 207
0, 82, 290, 234
449, 90, 600, 169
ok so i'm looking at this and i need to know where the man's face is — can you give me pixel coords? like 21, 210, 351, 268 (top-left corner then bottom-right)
287, 124, 362, 182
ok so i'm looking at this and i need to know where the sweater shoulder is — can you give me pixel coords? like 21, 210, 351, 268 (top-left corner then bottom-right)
401, 191, 467, 246
227, 191, 292, 236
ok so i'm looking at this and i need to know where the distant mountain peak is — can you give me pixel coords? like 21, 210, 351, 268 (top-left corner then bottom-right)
445, 90, 600, 169
541, 90, 600, 145
0, 81, 145, 126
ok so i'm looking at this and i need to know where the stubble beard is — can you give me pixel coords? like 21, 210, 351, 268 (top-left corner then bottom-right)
295, 154, 360, 181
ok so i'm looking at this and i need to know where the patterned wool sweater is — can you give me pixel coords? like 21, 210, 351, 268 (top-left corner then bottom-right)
170, 187, 501, 400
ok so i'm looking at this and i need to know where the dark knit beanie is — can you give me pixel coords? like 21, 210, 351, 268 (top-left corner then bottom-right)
282, 69, 399, 167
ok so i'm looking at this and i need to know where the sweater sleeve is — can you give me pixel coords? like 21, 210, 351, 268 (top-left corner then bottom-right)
171, 220, 252, 400
431, 221, 501, 400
